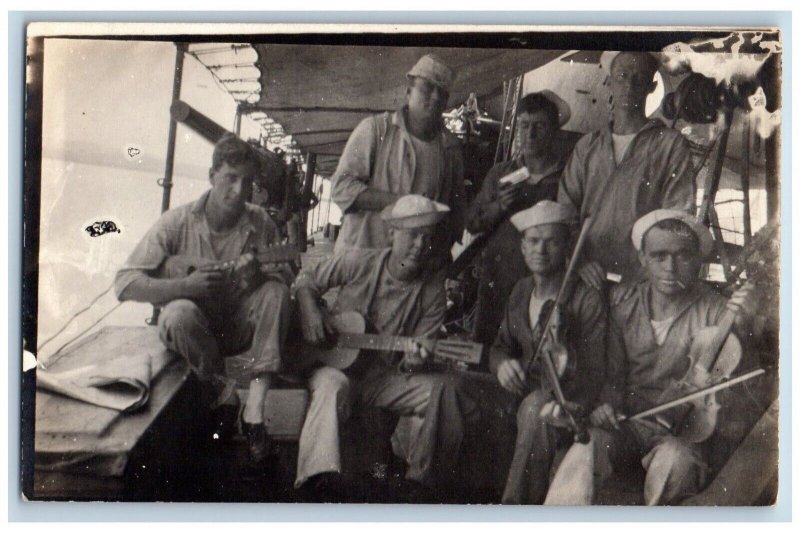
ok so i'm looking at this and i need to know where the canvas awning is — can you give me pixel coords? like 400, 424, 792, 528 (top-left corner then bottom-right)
252, 44, 565, 175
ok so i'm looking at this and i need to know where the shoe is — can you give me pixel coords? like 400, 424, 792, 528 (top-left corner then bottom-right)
242, 420, 270, 465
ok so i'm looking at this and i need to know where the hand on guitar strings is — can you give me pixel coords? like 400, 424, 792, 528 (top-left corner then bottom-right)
497, 358, 527, 396
401, 340, 431, 372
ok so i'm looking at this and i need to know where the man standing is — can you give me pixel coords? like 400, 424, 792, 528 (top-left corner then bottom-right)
544, 210, 754, 505
466, 91, 570, 345
293, 195, 478, 494
558, 51, 696, 289
489, 200, 606, 504
115, 134, 294, 472
331, 54, 465, 261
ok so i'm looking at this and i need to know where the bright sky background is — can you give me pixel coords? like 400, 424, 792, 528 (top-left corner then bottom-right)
42, 38, 263, 177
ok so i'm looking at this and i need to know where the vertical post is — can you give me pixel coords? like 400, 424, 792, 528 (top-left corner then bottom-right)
234, 105, 243, 136
300, 152, 317, 252
159, 42, 187, 214
764, 130, 779, 223
740, 113, 752, 247
150, 42, 186, 325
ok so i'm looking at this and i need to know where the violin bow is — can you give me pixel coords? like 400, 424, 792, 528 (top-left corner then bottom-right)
528, 217, 593, 442
616, 367, 766, 423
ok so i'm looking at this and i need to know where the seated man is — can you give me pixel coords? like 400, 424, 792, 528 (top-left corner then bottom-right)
114, 134, 294, 471
293, 194, 478, 494
544, 210, 755, 505
490, 200, 607, 504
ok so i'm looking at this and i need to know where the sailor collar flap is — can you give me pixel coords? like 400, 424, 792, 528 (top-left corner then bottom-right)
634, 278, 713, 323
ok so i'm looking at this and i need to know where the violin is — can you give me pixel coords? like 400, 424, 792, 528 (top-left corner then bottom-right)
523, 218, 594, 443
653, 222, 778, 443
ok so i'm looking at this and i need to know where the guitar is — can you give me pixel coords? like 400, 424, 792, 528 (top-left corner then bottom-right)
296, 311, 483, 370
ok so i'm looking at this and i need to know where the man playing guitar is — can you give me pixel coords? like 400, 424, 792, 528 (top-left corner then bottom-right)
115, 134, 295, 476
293, 194, 479, 496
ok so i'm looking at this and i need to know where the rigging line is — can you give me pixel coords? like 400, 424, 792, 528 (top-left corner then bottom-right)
36, 282, 115, 352
189, 44, 251, 56
42, 301, 125, 370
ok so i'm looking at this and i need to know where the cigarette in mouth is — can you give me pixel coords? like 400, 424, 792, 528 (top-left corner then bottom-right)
675, 280, 687, 289
606, 272, 622, 283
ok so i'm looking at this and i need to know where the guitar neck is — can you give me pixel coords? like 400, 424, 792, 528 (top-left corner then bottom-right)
335, 332, 483, 365
337, 333, 417, 353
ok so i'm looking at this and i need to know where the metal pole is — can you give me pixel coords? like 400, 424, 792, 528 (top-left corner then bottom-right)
300, 153, 317, 251
159, 42, 187, 214
233, 105, 243, 137
741, 113, 752, 246
150, 43, 186, 325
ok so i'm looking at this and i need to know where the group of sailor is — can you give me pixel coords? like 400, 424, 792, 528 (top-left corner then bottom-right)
115, 52, 759, 504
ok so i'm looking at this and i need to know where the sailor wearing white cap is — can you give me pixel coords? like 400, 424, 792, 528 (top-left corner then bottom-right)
490, 200, 607, 504
331, 54, 465, 263
544, 209, 756, 506
293, 194, 477, 494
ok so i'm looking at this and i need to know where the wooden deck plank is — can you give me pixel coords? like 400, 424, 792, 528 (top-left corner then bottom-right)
682, 399, 779, 506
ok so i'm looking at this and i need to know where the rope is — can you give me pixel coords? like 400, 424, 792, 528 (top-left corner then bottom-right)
36, 282, 115, 352
42, 301, 124, 369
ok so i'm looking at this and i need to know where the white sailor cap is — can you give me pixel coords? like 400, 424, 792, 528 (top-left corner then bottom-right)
510, 200, 578, 233
381, 194, 450, 229
522, 90, 572, 128
632, 209, 714, 257
407, 54, 455, 93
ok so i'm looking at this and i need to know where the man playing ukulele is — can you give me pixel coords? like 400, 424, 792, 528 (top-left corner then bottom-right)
115, 134, 295, 475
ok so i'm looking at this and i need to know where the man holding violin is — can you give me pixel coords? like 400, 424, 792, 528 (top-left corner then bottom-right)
490, 200, 607, 504
544, 209, 756, 505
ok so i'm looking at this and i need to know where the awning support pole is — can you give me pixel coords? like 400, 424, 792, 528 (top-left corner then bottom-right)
300, 153, 317, 252
150, 42, 186, 325
159, 42, 187, 214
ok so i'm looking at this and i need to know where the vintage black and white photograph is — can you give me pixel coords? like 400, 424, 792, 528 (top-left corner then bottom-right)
21, 23, 782, 506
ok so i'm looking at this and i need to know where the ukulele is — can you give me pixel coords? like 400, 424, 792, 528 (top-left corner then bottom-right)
161, 244, 300, 300
296, 311, 483, 370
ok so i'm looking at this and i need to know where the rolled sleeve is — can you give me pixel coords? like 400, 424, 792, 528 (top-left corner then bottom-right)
114, 209, 181, 299
331, 117, 379, 214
